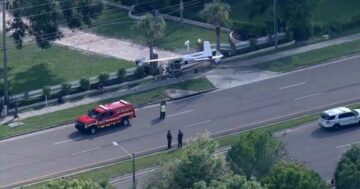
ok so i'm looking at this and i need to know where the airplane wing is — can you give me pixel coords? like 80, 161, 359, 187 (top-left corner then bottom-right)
140, 56, 183, 63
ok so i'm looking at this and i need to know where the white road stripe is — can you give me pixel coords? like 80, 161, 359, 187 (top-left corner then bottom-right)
294, 92, 322, 101
184, 120, 212, 128
167, 109, 194, 118
53, 137, 83, 145
279, 82, 306, 90
335, 141, 360, 149
72, 147, 101, 156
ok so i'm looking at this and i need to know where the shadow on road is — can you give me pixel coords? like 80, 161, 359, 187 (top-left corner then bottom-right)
67, 124, 132, 140
310, 124, 360, 139
171, 94, 203, 110
151, 117, 161, 125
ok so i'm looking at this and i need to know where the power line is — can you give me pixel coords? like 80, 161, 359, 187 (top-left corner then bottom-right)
7, 0, 161, 13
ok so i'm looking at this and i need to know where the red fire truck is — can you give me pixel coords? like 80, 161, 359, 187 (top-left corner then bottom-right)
75, 100, 136, 134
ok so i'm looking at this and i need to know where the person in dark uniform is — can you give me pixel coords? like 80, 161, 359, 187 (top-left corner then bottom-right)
167, 130, 172, 149
177, 130, 183, 148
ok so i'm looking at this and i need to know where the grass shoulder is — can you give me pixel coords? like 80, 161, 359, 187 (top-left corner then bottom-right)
254, 39, 360, 72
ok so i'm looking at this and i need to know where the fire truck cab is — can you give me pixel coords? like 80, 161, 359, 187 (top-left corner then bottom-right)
75, 100, 136, 134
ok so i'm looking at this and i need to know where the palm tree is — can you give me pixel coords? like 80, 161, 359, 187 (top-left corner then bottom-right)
135, 13, 166, 59
200, 0, 230, 51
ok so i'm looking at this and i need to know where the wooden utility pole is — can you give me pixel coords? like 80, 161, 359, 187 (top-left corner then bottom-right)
2, 0, 8, 116
180, 0, 184, 25
273, 0, 278, 50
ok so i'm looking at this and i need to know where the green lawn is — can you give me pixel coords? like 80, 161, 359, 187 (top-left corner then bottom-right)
181, 0, 360, 33
0, 77, 214, 139
87, 8, 229, 51
254, 39, 360, 72
0, 38, 134, 94
314, 0, 360, 25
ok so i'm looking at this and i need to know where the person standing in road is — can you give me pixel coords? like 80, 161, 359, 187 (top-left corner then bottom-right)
177, 130, 183, 148
167, 130, 172, 149
160, 101, 166, 120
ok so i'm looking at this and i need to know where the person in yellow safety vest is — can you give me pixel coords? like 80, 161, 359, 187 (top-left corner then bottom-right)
160, 101, 166, 120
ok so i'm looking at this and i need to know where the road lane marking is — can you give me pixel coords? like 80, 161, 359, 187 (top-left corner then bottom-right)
72, 147, 101, 156
184, 120, 212, 128
294, 92, 322, 101
167, 109, 194, 118
279, 82, 306, 90
53, 137, 83, 145
335, 141, 360, 149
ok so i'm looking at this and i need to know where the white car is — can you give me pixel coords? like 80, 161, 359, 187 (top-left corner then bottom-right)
319, 107, 360, 129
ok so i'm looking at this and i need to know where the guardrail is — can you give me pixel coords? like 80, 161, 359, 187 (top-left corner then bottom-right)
7, 76, 154, 114
10, 67, 136, 102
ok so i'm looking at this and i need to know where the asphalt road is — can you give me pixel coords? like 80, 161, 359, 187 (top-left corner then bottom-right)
283, 122, 360, 181
113, 123, 360, 189
2, 54, 360, 188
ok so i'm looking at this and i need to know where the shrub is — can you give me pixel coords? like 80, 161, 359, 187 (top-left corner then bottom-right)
61, 83, 72, 96
79, 78, 91, 91
42, 86, 51, 98
134, 66, 146, 79
98, 73, 110, 85
117, 68, 126, 83
249, 37, 258, 50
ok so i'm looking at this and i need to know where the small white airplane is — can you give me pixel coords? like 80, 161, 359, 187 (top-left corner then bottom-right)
136, 41, 223, 71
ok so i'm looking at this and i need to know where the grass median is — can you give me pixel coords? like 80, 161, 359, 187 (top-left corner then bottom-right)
254, 39, 360, 72
0, 77, 214, 139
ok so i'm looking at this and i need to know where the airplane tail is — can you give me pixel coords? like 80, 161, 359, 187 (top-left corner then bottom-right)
203, 41, 223, 64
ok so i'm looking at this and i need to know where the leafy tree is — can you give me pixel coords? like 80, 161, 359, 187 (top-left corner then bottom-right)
247, 0, 318, 40
200, 0, 230, 51
135, 13, 166, 59
43, 178, 107, 189
146, 134, 229, 189
193, 175, 266, 189
335, 145, 360, 189
263, 162, 329, 189
227, 130, 285, 179
8, 0, 103, 48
